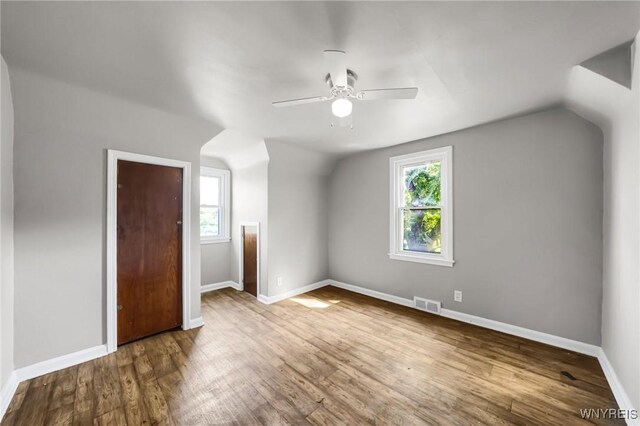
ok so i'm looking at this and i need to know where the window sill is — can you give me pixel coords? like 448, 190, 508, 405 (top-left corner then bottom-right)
201, 237, 231, 245
388, 253, 455, 267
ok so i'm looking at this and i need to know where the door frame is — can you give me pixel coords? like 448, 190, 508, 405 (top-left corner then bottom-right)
106, 149, 192, 353
239, 221, 260, 297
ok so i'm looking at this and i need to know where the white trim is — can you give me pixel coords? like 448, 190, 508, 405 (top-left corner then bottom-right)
16, 345, 107, 382
0, 372, 18, 420
597, 349, 639, 425
389, 146, 454, 267
328, 280, 598, 356
200, 166, 231, 243
1, 279, 632, 424
329, 280, 415, 308
107, 150, 193, 354
257, 280, 332, 305
1, 345, 108, 419
187, 317, 204, 329
388, 253, 454, 267
439, 308, 599, 356
200, 238, 231, 245
201, 281, 241, 293
239, 222, 260, 297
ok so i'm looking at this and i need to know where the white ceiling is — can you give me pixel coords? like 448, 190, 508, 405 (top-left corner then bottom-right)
2, 2, 640, 154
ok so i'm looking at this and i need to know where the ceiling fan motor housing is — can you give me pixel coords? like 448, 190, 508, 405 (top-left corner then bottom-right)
326, 69, 358, 98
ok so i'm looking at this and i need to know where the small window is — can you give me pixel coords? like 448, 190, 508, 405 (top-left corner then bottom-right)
389, 146, 454, 267
200, 167, 230, 243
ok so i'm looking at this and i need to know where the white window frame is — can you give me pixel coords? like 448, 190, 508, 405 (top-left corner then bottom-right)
200, 166, 231, 244
389, 146, 454, 267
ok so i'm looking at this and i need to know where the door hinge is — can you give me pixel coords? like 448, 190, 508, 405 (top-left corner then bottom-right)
117, 304, 123, 311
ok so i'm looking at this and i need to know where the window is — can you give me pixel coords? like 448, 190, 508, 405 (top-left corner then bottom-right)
389, 146, 454, 267
200, 167, 230, 243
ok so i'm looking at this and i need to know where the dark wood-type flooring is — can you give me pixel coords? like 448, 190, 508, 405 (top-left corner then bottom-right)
2, 286, 620, 425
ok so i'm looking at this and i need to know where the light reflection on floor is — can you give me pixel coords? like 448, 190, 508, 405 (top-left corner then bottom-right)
289, 297, 331, 308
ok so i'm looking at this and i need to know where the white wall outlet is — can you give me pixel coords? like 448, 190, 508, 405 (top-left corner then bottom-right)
454, 290, 463, 302
277, 277, 283, 287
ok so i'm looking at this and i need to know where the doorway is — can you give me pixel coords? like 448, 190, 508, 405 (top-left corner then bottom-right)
240, 223, 260, 297
106, 150, 192, 353
116, 160, 183, 345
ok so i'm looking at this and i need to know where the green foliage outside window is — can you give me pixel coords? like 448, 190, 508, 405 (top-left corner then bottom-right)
200, 207, 219, 237
403, 162, 442, 253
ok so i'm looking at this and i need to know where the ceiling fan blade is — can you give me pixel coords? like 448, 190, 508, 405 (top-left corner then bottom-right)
324, 50, 348, 87
272, 96, 329, 108
357, 87, 418, 101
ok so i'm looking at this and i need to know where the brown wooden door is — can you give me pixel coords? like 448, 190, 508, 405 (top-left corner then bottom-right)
117, 160, 183, 345
242, 226, 258, 297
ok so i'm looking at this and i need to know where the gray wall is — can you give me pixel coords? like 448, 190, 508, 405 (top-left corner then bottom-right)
200, 130, 269, 295
600, 38, 640, 409
10, 67, 221, 368
565, 32, 640, 409
328, 108, 603, 345
200, 156, 231, 285
266, 141, 332, 297
1, 57, 15, 391
229, 161, 269, 294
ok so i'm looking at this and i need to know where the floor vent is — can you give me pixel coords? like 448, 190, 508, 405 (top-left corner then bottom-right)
414, 297, 441, 315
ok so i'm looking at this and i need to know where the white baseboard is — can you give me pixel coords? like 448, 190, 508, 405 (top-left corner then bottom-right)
0, 371, 18, 420
440, 308, 599, 356
330, 279, 415, 309
329, 280, 598, 356
15, 344, 107, 383
597, 349, 639, 425
328, 280, 640, 418
257, 279, 332, 305
1, 279, 633, 425
201, 280, 240, 293
186, 317, 204, 329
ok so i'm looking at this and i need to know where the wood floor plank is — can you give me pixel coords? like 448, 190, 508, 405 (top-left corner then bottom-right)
2, 286, 623, 425
14, 372, 57, 426
5, 381, 30, 416
92, 356, 123, 418
44, 402, 74, 426
117, 363, 151, 426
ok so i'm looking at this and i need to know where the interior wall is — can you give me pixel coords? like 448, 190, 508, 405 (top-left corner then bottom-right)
564, 32, 640, 410
0, 57, 15, 392
9, 67, 221, 368
265, 140, 333, 297
600, 38, 640, 412
201, 130, 270, 295
200, 155, 231, 285
328, 107, 604, 345
229, 162, 269, 294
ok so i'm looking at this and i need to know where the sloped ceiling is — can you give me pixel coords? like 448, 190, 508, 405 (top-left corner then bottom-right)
580, 40, 634, 89
2, 2, 640, 153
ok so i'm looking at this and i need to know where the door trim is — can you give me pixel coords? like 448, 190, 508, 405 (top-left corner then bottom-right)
239, 222, 260, 297
106, 149, 192, 354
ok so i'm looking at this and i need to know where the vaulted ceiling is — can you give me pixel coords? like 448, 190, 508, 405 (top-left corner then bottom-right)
2, 2, 640, 153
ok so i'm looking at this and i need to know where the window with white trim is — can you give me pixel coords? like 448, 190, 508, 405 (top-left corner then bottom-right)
200, 167, 230, 243
389, 146, 454, 267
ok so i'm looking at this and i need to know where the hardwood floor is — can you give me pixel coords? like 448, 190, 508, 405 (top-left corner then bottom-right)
2, 286, 620, 425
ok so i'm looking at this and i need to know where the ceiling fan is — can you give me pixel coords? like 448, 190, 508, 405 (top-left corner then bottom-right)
272, 50, 419, 128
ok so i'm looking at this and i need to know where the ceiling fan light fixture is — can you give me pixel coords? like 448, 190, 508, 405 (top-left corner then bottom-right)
331, 98, 352, 118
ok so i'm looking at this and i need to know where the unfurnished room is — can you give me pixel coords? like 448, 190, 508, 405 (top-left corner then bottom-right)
0, 1, 639, 425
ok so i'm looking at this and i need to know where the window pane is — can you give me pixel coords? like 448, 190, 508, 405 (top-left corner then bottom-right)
201, 176, 220, 206
403, 161, 441, 207
200, 206, 220, 237
402, 208, 441, 254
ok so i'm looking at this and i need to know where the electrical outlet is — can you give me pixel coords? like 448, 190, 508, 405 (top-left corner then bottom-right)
277, 277, 283, 287
454, 290, 462, 302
